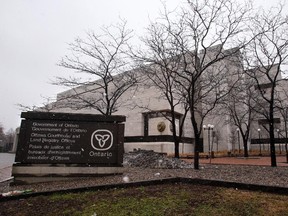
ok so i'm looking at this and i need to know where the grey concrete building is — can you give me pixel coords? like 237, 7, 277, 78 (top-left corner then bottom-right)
46, 47, 288, 156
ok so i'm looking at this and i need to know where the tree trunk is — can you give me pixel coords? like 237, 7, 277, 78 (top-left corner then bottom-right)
285, 143, 288, 163
269, 103, 277, 167
284, 120, 288, 163
243, 138, 249, 158
193, 133, 201, 169
269, 127, 277, 166
174, 139, 180, 159
190, 112, 200, 169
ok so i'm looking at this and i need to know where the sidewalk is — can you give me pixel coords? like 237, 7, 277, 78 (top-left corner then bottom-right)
0, 166, 13, 182
0, 153, 15, 182
188, 155, 288, 166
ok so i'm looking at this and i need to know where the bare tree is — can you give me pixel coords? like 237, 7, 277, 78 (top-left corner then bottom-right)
17, 96, 57, 112
0, 125, 16, 152
54, 19, 138, 115
0, 123, 5, 141
143, 0, 251, 169
276, 81, 288, 162
4, 128, 15, 152
133, 18, 191, 158
221, 74, 258, 158
133, 0, 251, 168
243, 4, 288, 167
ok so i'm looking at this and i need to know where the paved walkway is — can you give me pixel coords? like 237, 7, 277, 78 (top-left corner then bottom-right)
0, 153, 15, 182
189, 155, 288, 166
0, 166, 13, 182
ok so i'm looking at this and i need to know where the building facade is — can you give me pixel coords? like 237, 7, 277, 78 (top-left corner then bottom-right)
46, 47, 288, 156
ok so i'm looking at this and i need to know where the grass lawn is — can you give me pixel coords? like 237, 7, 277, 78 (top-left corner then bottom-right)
1, 183, 287, 216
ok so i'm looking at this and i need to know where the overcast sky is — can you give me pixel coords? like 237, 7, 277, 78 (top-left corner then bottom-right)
0, 0, 284, 132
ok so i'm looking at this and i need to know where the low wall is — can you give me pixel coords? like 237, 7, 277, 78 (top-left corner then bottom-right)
12, 111, 126, 184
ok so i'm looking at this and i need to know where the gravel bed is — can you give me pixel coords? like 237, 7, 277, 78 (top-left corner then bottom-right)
1, 150, 287, 194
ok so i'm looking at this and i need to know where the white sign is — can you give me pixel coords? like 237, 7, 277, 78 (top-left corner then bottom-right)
91, 129, 113, 151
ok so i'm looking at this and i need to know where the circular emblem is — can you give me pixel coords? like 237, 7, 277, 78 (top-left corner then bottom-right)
91, 129, 113, 151
157, 121, 166, 132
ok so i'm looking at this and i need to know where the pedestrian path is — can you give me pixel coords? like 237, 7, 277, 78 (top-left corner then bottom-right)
0, 153, 15, 182
196, 155, 288, 166
0, 166, 13, 182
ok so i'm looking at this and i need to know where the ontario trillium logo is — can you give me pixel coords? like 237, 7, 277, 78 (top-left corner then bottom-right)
91, 129, 113, 151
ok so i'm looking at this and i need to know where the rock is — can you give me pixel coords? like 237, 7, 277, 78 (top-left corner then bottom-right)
123, 149, 193, 169
122, 176, 130, 183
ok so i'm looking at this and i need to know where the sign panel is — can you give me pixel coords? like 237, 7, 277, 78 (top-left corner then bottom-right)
15, 120, 124, 165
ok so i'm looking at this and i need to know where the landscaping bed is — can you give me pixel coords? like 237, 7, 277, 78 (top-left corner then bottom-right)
1, 182, 287, 216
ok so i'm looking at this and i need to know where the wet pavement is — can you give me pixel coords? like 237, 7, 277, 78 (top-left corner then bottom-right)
197, 155, 288, 166
0, 153, 15, 182
0, 166, 13, 182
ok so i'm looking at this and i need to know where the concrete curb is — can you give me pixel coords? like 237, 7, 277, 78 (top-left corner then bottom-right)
1, 177, 287, 202
0, 177, 14, 183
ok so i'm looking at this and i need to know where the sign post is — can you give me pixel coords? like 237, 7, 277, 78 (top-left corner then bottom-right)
12, 112, 126, 184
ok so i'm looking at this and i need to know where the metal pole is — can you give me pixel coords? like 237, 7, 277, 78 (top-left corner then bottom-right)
208, 128, 211, 163
237, 129, 240, 155
203, 124, 214, 163
258, 129, 261, 156
286, 109, 288, 163
277, 129, 281, 154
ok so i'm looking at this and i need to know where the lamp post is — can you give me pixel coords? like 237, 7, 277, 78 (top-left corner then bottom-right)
236, 128, 241, 155
276, 129, 281, 154
258, 128, 262, 156
203, 124, 214, 163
